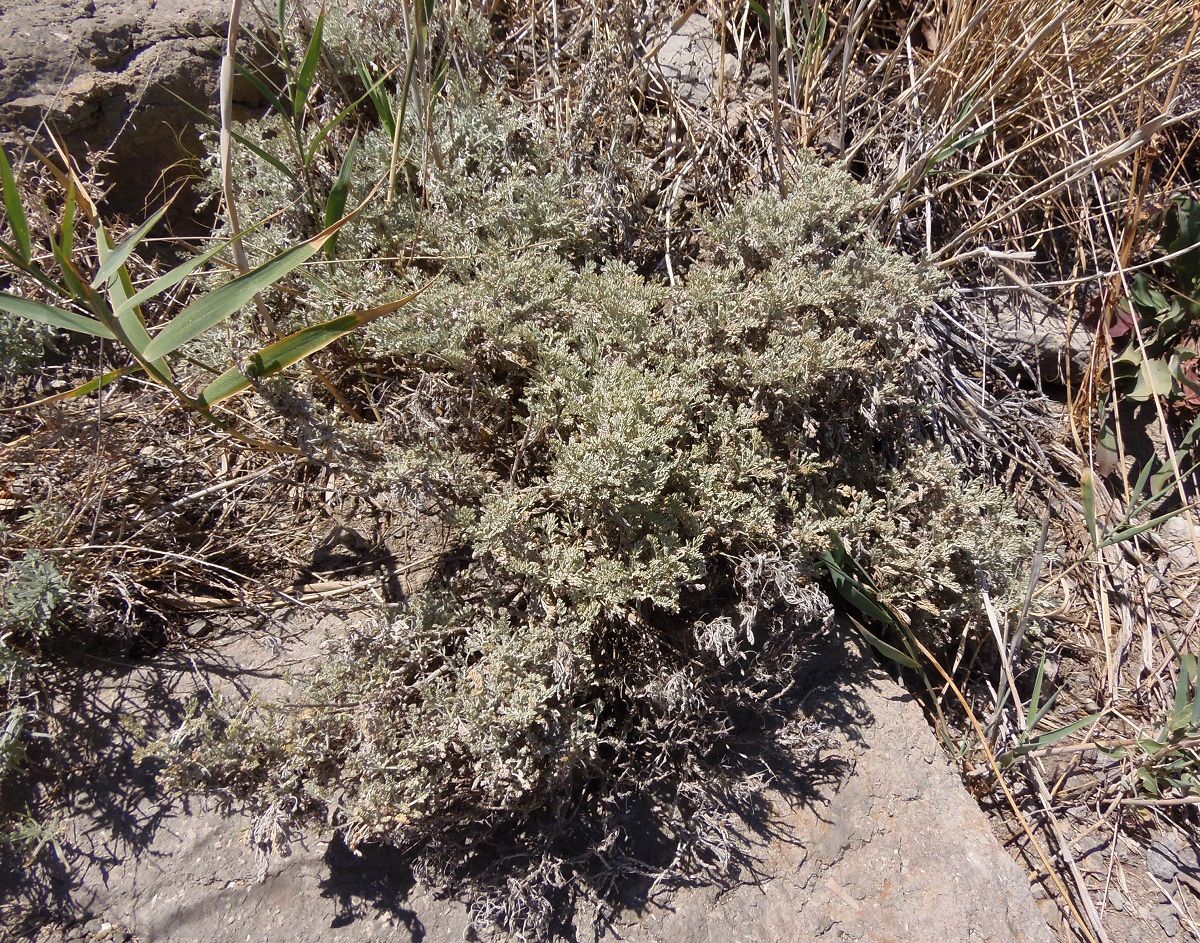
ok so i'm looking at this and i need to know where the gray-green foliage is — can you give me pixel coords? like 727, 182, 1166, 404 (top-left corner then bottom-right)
163, 52, 1030, 929
1, 552, 69, 774
0, 317, 52, 383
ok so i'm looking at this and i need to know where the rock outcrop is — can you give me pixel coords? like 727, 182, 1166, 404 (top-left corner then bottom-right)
16, 623, 1056, 943
0, 0, 236, 212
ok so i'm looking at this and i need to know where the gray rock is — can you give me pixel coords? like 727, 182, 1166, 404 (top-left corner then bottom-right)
1148, 832, 1200, 887
1159, 514, 1200, 573
0, 0, 265, 212
1154, 901, 1181, 938
650, 13, 737, 110
980, 295, 1091, 387
10, 624, 1055, 943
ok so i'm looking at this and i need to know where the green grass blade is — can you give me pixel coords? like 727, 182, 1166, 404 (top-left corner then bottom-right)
1099, 504, 1198, 548
7, 366, 142, 409
0, 146, 32, 264
169, 91, 297, 179
96, 225, 173, 379
141, 203, 367, 361
234, 58, 291, 120
199, 312, 360, 406
142, 238, 324, 361
90, 205, 169, 290
304, 64, 397, 166
847, 615, 919, 669
820, 547, 893, 626
55, 183, 77, 262
1173, 654, 1196, 729
0, 292, 116, 339
0, 240, 64, 295
1027, 689, 1060, 733
324, 133, 358, 256
1026, 654, 1048, 730
293, 9, 325, 123
1000, 711, 1103, 767
357, 58, 395, 139
1029, 712, 1103, 749
1081, 469, 1099, 548
1191, 657, 1200, 729
198, 287, 424, 406
112, 213, 279, 319
1129, 454, 1159, 508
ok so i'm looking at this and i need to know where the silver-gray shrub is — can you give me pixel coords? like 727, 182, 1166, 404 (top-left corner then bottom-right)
162, 33, 1029, 938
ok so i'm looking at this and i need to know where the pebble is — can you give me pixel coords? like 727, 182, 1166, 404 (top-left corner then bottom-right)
1154, 902, 1180, 938
1148, 832, 1200, 884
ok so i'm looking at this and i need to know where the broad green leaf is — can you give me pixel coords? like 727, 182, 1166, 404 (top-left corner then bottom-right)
1159, 300, 1189, 333
1129, 355, 1173, 401
324, 133, 358, 256
847, 615, 919, 670
1130, 274, 1168, 313
0, 292, 115, 339
0, 146, 31, 264
142, 223, 345, 361
1081, 468, 1099, 548
1193, 658, 1200, 729
90, 205, 169, 290
294, 10, 325, 114
198, 288, 424, 407
1163, 196, 1200, 288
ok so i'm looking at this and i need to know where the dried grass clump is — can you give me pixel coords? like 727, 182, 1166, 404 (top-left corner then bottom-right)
161, 106, 1029, 932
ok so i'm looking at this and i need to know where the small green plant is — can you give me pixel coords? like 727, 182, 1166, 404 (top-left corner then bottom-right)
0, 145, 416, 434
1, 552, 69, 778
1107, 196, 1200, 413
1106, 654, 1200, 801
997, 653, 1103, 769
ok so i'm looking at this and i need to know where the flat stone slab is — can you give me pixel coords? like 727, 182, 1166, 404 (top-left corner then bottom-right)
10, 624, 1054, 942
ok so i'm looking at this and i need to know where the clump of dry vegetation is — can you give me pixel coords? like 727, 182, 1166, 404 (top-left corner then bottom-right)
2, 0, 1200, 939
155, 97, 1029, 929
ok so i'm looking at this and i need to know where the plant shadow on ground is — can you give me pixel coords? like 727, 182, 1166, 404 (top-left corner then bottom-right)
0, 607, 326, 932
0, 615, 874, 941
313, 623, 873, 942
